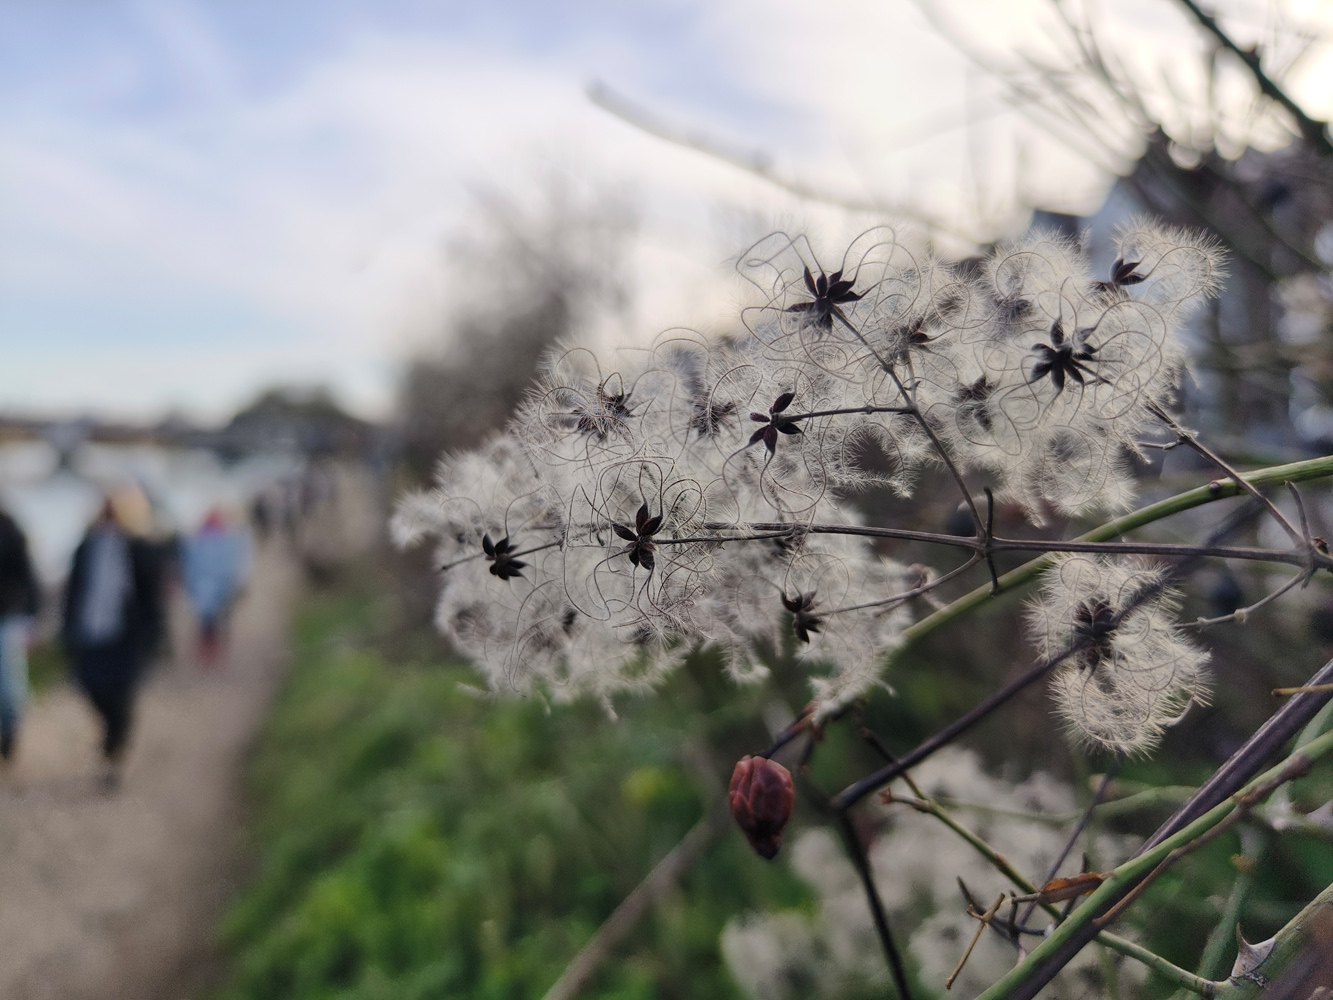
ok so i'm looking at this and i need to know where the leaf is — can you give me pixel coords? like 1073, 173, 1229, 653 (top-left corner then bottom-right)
482, 533, 495, 557
635, 503, 650, 532
772, 392, 796, 414
641, 514, 663, 536
613, 523, 637, 542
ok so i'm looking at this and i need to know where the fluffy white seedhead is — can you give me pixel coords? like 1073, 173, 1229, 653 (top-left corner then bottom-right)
399, 222, 1220, 712
1027, 554, 1211, 754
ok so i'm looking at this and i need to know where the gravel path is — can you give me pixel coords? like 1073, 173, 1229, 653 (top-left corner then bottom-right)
0, 542, 298, 1000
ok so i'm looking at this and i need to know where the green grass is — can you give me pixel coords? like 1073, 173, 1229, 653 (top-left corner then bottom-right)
212, 579, 812, 1000
212, 561, 1333, 1000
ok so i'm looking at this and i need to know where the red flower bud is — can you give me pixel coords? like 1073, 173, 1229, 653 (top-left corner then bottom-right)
728, 755, 795, 859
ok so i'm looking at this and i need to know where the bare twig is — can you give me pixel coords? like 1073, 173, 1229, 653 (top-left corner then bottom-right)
541, 802, 727, 1000
1148, 403, 1303, 547
1018, 759, 1123, 927
949, 894, 1007, 989
1173, 0, 1333, 155
586, 80, 968, 238
835, 811, 914, 1000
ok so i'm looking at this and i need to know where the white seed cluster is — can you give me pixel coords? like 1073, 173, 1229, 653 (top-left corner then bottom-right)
1026, 554, 1211, 753
395, 221, 1221, 729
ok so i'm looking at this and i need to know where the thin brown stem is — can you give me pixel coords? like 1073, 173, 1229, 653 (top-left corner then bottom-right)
1149, 402, 1303, 547
824, 556, 982, 617
782, 404, 914, 422
1173, 0, 1333, 155
1018, 760, 1123, 927
835, 811, 914, 1000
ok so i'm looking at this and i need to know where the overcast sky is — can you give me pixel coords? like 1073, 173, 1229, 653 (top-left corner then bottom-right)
4, 0, 1331, 422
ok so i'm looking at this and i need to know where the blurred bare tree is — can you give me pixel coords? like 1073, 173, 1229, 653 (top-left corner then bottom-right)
397, 173, 636, 481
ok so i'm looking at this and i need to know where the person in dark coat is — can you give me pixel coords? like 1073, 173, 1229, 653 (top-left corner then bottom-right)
62, 491, 166, 788
0, 507, 40, 761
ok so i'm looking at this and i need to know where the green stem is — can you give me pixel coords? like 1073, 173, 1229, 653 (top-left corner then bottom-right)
898, 454, 1333, 651
976, 729, 1333, 1000
1199, 831, 1263, 981
930, 784, 1195, 826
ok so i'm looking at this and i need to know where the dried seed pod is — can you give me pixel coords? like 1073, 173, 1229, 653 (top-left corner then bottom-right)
728, 755, 796, 859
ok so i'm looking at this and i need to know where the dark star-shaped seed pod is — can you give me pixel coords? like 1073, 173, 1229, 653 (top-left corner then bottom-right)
748, 392, 802, 455
889, 315, 934, 366
612, 503, 663, 572
1072, 598, 1117, 672
1094, 257, 1146, 294
1028, 320, 1106, 395
482, 533, 527, 581
690, 396, 737, 438
728, 755, 796, 859
780, 590, 823, 643
572, 379, 634, 440
785, 266, 863, 333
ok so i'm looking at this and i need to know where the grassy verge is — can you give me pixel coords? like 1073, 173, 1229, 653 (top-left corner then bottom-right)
212, 559, 1333, 999
211, 573, 811, 1000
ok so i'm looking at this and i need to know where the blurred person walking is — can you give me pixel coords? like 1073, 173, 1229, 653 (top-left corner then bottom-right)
0, 506, 40, 762
182, 508, 250, 666
62, 489, 167, 790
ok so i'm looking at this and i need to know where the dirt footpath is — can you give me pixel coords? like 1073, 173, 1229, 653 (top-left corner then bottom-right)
0, 542, 297, 1000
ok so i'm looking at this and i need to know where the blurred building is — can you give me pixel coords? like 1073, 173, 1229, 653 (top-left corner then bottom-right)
1038, 130, 1333, 456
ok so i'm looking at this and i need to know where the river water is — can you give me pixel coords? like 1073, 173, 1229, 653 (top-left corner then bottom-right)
0, 441, 300, 585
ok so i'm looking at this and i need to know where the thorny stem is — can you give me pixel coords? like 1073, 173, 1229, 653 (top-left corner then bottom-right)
1195, 830, 1263, 983
1210, 878, 1333, 999
977, 729, 1333, 1000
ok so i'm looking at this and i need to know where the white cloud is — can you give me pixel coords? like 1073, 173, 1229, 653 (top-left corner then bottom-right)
4, 0, 1330, 420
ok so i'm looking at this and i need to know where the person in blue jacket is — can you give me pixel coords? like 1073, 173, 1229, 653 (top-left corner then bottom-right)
182, 507, 250, 666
